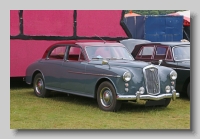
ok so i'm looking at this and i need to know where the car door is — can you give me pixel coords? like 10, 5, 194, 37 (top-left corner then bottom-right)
40, 45, 67, 89
60, 45, 88, 95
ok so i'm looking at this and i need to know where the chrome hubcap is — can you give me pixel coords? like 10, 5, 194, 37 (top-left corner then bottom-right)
35, 78, 43, 94
100, 87, 113, 107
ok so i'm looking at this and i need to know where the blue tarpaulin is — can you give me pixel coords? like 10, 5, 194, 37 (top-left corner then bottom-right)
123, 15, 183, 42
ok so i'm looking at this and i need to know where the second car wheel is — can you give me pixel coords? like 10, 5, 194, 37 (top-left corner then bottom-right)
33, 73, 50, 98
97, 81, 122, 112
187, 82, 190, 99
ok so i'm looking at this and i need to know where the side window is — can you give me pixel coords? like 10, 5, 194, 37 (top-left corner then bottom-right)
67, 46, 85, 61
154, 46, 167, 60
136, 46, 154, 59
156, 47, 167, 55
49, 46, 66, 60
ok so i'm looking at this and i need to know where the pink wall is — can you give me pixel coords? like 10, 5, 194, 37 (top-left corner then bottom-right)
77, 10, 127, 37
10, 10, 20, 36
23, 10, 74, 36
10, 10, 127, 77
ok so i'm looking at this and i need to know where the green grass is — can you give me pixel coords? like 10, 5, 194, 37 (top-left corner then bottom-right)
10, 87, 190, 129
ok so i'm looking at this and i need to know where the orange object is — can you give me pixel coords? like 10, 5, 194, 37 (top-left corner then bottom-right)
125, 11, 140, 17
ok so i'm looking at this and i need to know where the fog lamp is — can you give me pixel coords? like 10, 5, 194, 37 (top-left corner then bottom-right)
139, 87, 145, 94
125, 83, 129, 87
165, 85, 171, 93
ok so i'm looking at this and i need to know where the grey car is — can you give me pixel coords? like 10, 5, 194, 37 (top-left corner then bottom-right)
25, 40, 180, 111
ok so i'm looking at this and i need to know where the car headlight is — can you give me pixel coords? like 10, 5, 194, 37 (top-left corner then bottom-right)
123, 71, 132, 82
170, 70, 177, 80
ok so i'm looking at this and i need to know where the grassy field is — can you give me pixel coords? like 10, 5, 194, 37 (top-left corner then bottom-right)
10, 79, 190, 129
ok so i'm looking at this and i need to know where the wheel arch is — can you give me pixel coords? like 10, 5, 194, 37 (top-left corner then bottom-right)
182, 76, 190, 93
94, 77, 117, 98
31, 70, 45, 85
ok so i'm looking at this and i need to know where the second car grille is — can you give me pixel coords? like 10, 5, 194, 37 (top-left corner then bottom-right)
144, 67, 160, 94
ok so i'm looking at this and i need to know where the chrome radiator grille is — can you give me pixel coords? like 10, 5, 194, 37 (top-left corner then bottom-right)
144, 67, 160, 94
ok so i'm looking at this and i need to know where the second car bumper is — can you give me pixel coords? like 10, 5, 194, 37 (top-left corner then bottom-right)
116, 90, 180, 102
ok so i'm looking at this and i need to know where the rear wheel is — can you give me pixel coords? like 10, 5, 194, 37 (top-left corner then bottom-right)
33, 73, 50, 98
97, 81, 121, 112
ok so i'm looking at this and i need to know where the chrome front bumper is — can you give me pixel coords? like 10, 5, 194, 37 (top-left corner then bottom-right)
117, 90, 179, 102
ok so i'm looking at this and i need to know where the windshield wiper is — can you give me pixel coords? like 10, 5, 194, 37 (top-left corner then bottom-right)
91, 57, 103, 60
118, 57, 130, 60
107, 57, 118, 60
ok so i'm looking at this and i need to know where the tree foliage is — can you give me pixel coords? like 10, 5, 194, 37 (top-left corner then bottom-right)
125, 10, 186, 15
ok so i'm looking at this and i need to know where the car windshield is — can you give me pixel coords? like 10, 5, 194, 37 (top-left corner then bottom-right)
85, 46, 134, 60
173, 45, 190, 61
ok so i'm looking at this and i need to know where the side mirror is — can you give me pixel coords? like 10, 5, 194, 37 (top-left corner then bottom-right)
102, 59, 110, 69
102, 59, 108, 65
158, 59, 163, 66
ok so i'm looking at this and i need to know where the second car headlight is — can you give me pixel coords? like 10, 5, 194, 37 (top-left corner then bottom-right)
123, 71, 132, 82
170, 70, 177, 80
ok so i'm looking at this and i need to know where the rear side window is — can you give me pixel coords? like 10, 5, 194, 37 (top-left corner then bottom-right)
154, 46, 167, 60
156, 47, 167, 55
154, 45, 172, 60
49, 46, 66, 60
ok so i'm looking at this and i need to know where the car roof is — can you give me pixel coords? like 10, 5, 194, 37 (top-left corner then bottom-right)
120, 39, 151, 52
120, 39, 190, 58
151, 41, 190, 46
76, 42, 124, 48
48, 40, 123, 48
42, 40, 124, 58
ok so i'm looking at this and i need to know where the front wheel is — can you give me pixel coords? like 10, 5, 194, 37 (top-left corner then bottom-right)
33, 73, 50, 98
97, 81, 121, 112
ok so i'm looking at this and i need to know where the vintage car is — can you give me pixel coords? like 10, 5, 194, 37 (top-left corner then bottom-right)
120, 39, 190, 99
25, 40, 180, 112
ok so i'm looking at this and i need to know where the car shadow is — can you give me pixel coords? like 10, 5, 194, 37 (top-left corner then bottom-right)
10, 77, 32, 89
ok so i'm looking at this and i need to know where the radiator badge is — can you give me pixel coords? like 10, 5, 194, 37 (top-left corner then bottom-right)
150, 68, 154, 72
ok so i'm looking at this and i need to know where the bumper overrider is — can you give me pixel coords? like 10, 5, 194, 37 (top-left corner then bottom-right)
117, 89, 179, 102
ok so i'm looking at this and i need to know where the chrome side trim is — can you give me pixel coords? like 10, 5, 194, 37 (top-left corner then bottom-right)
45, 87, 94, 98
173, 68, 190, 70
174, 59, 190, 62
117, 92, 180, 102
67, 70, 120, 78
